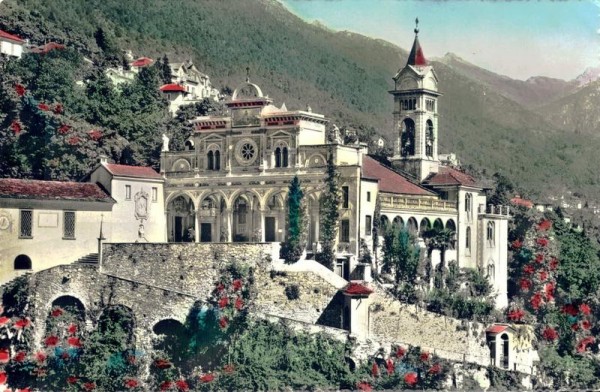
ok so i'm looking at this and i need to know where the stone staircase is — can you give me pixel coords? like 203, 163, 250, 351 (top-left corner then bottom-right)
75, 253, 99, 265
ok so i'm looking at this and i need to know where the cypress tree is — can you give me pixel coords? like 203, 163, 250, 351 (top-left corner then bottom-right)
318, 149, 341, 270
280, 176, 307, 263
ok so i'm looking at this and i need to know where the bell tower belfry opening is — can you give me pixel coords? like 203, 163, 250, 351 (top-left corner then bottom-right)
389, 18, 441, 181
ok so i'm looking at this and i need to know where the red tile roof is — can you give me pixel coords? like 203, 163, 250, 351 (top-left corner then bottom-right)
0, 179, 112, 202
103, 163, 161, 179
510, 196, 534, 209
486, 324, 509, 334
131, 57, 153, 67
0, 30, 24, 43
407, 35, 427, 67
160, 84, 186, 93
424, 166, 478, 187
343, 282, 374, 296
29, 42, 65, 54
362, 156, 435, 196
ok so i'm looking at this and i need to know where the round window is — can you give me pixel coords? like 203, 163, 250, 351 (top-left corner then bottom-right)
235, 139, 259, 165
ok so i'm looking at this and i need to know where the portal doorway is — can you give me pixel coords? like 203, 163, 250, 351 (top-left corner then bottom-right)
265, 217, 276, 242
200, 223, 212, 242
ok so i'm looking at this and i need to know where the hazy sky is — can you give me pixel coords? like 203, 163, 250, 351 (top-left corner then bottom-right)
282, 0, 600, 81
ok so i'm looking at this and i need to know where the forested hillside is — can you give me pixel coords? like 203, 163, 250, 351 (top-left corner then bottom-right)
1, 0, 599, 200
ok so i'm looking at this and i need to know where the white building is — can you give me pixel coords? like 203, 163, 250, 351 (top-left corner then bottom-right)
0, 30, 25, 59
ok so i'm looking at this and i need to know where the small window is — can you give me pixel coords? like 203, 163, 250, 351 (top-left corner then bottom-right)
466, 227, 471, 250
152, 187, 158, 202
465, 193, 472, 213
487, 222, 495, 245
14, 255, 31, 270
366, 191, 371, 202
125, 185, 131, 200
342, 186, 349, 209
63, 211, 75, 239
19, 210, 32, 238
365, 215, 372, 236
340, 219, 350, 243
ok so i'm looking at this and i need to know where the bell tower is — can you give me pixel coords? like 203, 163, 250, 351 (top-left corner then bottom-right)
389, 18, 441, 181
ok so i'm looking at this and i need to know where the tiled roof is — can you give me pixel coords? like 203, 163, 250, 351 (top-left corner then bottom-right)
510, 197, 534, 209
160, 83, 186, 93
486, 324, 509, 334
362, 156, 435, 196
424, 166, 478, 187
407, 35, 427, 67
0, 30, 24, 43
29, 42, 65, 54
343, 282, 374, 296
103, 163, 162, 179
0, 179, 112, 202
131, 57, 153, 67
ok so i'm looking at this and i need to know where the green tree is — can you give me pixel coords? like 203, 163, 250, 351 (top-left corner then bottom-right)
423, 227, 455, 288
280, 176, 308, 263
159, 54, 173, 84
318, 149, 341, 270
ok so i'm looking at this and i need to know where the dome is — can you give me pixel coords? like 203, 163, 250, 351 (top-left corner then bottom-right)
232, 82, 264, 100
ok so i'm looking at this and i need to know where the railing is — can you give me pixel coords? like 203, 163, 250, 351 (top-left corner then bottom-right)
478, 204, 510, 216
380, 195, 457, 212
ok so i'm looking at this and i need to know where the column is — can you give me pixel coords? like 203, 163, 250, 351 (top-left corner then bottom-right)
260, 209, 266, 242
194, 211, 200, 243
225, 208, 233, 242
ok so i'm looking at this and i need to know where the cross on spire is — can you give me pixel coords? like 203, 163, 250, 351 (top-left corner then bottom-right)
246, 67, 250, 83
414, 17, 419, 35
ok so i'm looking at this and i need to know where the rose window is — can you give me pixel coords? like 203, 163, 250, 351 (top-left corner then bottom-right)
241, 143, 255, 161
235, 139, 259, 165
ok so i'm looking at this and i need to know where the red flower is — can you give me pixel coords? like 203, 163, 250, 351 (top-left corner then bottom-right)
519, 278, 532, 291
562, 304, 578, 316
549, 257, 559, 271
571, 323, 579, 332
218, 297, 229, 309
0, 371, 7, 384
539, 271, 548, 282
232, 279, 243, 291
396, 346, 406, 358
576, 337, 595, 353
357, 381, 372, 392
10, 120, 22, 135
223, 364, 235, 373
542, 327, 558, 341
530, 292, 543, 310
51, 307, 64, 317
235, 297, 244, 311
44, 335, 59, 347
544, 283, 555, 301
175, 379, 189, 392
67, 136, 81, 145
582, 320, 592, 330
83, 382, 96, 391
35, 351, 47, 363
538, 219, 552, 231
404, 372, 418, 387
523, 264, 535, 275
58, 124, 71, 134
371, 362, 379, 377
535, 254, 544, 264
420, 351, 430, 362
67, 337, 82, 348
199, 373, 214, 383
428, 363, 441, 374
511, 239, 522, 250
216, 282, 225, 292
0, 349, 9, 363
124, 378, 139, 389
580, 304, 591, 315
67, 376, 78, 384
219, 316, 228, 329
536, 238, 549, 247
88, 129, 102, 141
159, 381, 173, 391
386, 358, 394, 375
67, 323, 77, 335
154, 359, 172, 369
508, 309, 525, 322
14, 318, 30, 329
61, 351, 70, 359
14, 351, 26, 362
14, 84, 26, 97
16, 388, 31, 392
53, 103, 63, 114
38, 103, 49, 111
0, 317, 10, 326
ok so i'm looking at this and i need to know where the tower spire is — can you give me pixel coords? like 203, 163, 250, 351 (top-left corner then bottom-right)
245, 66, 250, 83
406, 17, 427, 67
414, 17, 419, 35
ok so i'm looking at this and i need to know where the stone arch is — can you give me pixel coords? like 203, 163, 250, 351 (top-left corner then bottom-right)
419, 217, 431, 236
229, 189, 262, 209
380, 215, 390, 230
50, 295, 86, 315
305, 153, 327, 168
184, 139, 194, 151
400, 118, 415, 157
392, 216, 404, 229
407, 217, 418, 235
433, 218, 444, 231
167, 193, 197, 242
445, 219, 456, 232
425, 119, 434, 157
152, 318, 187, 362
171, 158, 191, 172
231, 191, 262, 242
197, 192, 228, 243
14, 254, 31, 270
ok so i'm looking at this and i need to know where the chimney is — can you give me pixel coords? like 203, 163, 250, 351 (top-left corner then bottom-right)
99, 155, 108, 164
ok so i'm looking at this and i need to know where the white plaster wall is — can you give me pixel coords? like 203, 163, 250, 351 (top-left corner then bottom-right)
0, 41, 22, 58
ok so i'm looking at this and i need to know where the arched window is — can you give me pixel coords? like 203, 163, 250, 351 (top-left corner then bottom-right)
466, 227, 471, 250
14, 255, 32, 270
275, 147, 281, 168
282, 147, 288, 167
465, 193, 472, 213
487, 222, 495, 245
214, 150, 220, 171
425, 120, 434, 157
184, 140, 194, 151
207, 151, 214, 171
488, 262, 495, 279
400, 119, 415, 157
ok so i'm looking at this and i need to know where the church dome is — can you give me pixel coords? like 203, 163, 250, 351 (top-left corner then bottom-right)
232, 81, 264, 100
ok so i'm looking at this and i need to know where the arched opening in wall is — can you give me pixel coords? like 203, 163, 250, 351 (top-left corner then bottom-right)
345, 356, 356, 371
446, 219, 457, 248
167, 194, 196, 242
47, 295, 86, 338
153, 319, 188, 366
433, 218, 444, 231
98, 305, 136, 347
419, 218, 431, 237
233, 192, 261, 242
465, 227, 471, 252
500, 333, 509, 369
282, 147, 289, 167
487, 261, 495, 280
207, 151, 214, 170
400, 118, 415, 157
407, 217, 418, 236
184, 140, 194, 151
380, 215, 390, 230
392, 216, 404, 229
14, 255, 31, 270
265, 192, 285, 242
214, 150, 220, 170
425, 120, 434, 157
274, 147, 281, 168
465, 193, 472, 215
487, 222, 495, 246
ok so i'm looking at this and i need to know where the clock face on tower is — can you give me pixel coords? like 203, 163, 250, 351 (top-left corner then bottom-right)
235, 139, 259, 166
